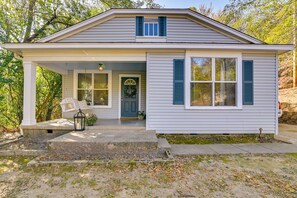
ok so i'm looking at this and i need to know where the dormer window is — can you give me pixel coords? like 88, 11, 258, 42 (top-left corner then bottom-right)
136, 16, 166, 37
144, 22, 159, 36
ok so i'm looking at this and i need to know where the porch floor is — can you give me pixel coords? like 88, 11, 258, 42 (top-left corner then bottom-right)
21, 118, 146, 131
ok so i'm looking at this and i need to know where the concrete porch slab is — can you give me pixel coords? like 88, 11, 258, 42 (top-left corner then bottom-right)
48, 129, 156, 143
47, 129, 158, 160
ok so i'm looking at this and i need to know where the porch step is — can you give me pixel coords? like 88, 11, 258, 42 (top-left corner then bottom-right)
47, 129, 158, 160
157, 138, 173, 159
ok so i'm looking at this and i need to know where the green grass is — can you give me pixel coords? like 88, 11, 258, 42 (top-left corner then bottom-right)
158, 134, 275, 144
0, 156, 33, 174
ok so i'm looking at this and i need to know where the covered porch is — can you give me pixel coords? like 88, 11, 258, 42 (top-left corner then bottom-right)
20, 48, 147, 129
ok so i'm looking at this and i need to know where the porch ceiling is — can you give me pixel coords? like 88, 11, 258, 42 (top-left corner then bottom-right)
39, 62, 146, 75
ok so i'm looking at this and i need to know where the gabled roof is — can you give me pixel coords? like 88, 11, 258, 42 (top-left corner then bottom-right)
37, 8, 264, 44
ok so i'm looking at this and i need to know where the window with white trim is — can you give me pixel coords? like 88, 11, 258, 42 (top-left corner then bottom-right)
190, 57, 237, 107
76, 71, 111, 107
144, 22, 158, 36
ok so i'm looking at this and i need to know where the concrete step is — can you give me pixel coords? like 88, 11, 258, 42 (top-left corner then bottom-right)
47, 129, 159, 160
157, 138, 173, 159
274, 134, 297, 144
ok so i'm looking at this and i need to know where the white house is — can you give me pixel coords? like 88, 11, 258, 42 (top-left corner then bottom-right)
1, 8, 293, 134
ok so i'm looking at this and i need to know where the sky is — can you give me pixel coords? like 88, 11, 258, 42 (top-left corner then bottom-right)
154, 0, 230, 11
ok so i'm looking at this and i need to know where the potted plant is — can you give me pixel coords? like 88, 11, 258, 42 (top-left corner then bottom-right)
138, 111, 146, 120
86, 113, 97, 126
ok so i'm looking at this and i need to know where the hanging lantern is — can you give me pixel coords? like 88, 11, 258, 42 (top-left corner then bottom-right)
73, 109, 86, 131
98, 63, 104, 71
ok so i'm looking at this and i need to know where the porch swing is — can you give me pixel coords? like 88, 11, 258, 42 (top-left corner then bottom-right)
60, 97, 92, 113
60, 67, 93, 113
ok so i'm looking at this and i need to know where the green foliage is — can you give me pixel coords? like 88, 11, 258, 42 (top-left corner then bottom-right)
191, 1, 293, 89
86, 114, 97, 126
219, 0, 293, 89
220, 0, 293, 44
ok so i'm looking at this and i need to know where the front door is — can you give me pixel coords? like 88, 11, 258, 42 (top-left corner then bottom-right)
121, 77, 139, 118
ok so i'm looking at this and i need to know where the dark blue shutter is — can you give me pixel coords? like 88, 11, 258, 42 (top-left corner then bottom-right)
173, 59, 184, 105
158, 16, 167, 36
136, 16, 144, 36
243, 60, 254, 105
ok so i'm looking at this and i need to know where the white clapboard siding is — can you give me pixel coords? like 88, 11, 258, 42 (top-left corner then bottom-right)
167, 17, 243, 43
58, 16, 243, 43
62, 70, 146, 119
146, 53, 277, 134
59, 17, 136, 42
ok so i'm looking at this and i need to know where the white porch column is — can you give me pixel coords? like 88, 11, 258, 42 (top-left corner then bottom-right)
21, 61, 37, 126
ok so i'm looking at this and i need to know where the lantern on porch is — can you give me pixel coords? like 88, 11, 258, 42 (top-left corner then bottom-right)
73, 109, 86, 131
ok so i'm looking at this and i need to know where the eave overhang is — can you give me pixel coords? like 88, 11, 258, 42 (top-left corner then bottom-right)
1, 43, 293, 55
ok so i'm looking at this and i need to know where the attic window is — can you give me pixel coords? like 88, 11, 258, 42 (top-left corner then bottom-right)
144, 22, 158, 36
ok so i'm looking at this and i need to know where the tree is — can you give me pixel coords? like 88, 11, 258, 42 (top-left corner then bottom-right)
190, 3, 217, 18
220, 0, 293, 89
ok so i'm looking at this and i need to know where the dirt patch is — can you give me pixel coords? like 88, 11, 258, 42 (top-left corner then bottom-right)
279, 88, 297, 104
279, 88, 297, 125
0, 154, 296, 197
0, 132, 21, 143
158, 134, 279, 144
0, 139, 48, 150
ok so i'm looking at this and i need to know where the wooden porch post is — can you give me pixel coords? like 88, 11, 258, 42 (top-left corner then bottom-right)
21, 60, 37, 125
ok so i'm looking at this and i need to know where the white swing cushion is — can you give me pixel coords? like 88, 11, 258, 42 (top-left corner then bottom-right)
78, 100, 91, 110
60, 98, 91, 113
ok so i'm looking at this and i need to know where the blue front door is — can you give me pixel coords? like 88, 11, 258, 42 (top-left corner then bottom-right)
121, 77, 139, 118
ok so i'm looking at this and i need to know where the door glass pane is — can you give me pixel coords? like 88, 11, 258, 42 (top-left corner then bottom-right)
78, 90, 92, 105
191, 58, 212, 81
215, 58, 236, 81
191, 83, 212, 106
94, 90, 108, 105
94, 74, 108, 89
78, 73, 92, 89
215, 83, 236, 106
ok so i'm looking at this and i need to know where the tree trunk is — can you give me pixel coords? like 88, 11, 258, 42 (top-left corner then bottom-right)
24, 0, 37, 42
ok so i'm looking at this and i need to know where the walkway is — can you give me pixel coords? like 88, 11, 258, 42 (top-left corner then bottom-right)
171, 124, 297, 156
276, 124, 297, 144
171, 143, 297, 156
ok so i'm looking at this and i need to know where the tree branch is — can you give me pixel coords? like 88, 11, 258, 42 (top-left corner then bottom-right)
24, 11, 57, 42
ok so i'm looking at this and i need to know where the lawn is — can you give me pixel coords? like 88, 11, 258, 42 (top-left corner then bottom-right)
158, 134, 277, 144
0, 154, 296, 197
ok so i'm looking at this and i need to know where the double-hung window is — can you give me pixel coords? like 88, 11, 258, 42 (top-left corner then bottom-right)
190, 57, 238, 108
75, 70, 112, 108
144, 22, 158, 36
